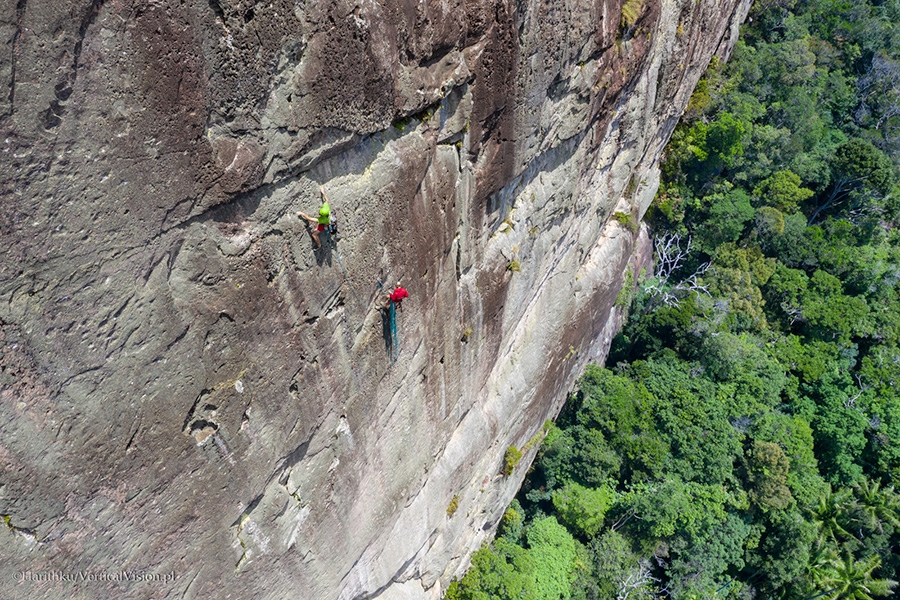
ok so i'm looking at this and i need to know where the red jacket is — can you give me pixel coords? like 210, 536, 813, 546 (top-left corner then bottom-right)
390, 287, 409, 303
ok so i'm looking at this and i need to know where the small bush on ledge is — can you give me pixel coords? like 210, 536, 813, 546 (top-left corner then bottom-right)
446, 495, 460, 517
613, 211, 638, 232
502, 446, 523, 476
621, 0, 645, 29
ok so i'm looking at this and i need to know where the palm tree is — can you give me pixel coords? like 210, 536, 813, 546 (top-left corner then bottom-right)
812, 488, 854, 548
809, 552, 897, 600
852, 479, 900, 535
806, 543, 839, 591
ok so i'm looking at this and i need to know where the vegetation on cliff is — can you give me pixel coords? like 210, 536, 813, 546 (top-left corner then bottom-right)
447, 0, 900, 598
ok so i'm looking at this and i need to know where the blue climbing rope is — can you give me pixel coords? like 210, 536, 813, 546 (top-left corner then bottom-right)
330, 251, 400, 365
389, 299, 399, 362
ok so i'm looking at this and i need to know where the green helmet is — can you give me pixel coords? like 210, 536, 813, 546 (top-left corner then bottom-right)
317, 202, 331, 224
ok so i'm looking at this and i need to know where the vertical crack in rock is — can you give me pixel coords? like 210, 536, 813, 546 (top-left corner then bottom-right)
123, 414, 141, 453
7, 0, 27, 115
232, 491, 266, 528
233, 489, 268, 572
275, 418, 322, 476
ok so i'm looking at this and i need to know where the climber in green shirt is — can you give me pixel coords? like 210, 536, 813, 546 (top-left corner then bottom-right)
298, 186, 332, 249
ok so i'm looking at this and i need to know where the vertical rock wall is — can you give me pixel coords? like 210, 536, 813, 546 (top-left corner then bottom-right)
0, 0, 750, 598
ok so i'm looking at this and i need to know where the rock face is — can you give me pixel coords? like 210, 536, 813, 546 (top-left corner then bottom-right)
0, 0, 750, 598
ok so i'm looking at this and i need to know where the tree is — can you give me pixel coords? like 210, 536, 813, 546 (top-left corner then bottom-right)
806, 543, 840, 595
619, 480, 729, 540
800, 269, 873, 344
694, 187, 756, 252
532, 425, 580, 490
852, 479, 900, 536
813, 552, 897, 599
643, 233, 710, 308
705, 112, 747, 169
526, 517, 580, 600
569, 426, 626, 487
499, 501, 527, 543
745, 440, 795, 511
701, 264, 768, 332
756, 205, 787, 239
714, 244, 777, 287
664, 512, 752, 599
445, 540, 538, 600
811, 488, 855, 548
755, 169, 816, 212
667, 113, 748, 187
809, 139, 897, 224
856, 54, 900, 161
765, 263, 810, 329
749, 508, 818, 593
700, 332, 786, 415
589, 530, 640, 599
615, 560, 661, 600
571, 367, 666, 482
806, 370, 872, 486
634, 359, 740, 485
551, 483, 615, 538
750, 411, 828, 508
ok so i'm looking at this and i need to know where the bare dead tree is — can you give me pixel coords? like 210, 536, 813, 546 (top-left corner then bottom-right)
807, 175, 875, 225
844, 373, 870, 410
611, 507, 638, 532
858, 54, 900, 133
645, 233, 710, 307
856, 53, 900, 163
652, 232, 693, 281
781, 301, 805, 326
617, 559, 661, 600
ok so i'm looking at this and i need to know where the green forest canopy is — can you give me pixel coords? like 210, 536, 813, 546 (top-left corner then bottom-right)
447, 1, 900, 599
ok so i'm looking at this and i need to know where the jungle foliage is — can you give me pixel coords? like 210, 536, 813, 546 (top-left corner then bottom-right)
446, 1, 900, 598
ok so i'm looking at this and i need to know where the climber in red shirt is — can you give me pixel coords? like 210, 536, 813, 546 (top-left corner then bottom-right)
390, 286, 409, 304
377, 285, 409, 311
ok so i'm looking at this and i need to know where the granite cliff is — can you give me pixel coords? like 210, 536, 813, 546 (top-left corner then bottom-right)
1, 0, 750, 598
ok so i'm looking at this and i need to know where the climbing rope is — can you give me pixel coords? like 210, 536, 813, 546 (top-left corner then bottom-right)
318, 228, 400, 364
389, 299, 399, 363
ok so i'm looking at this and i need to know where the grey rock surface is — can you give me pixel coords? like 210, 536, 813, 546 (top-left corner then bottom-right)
1, 0, 750, 598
